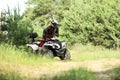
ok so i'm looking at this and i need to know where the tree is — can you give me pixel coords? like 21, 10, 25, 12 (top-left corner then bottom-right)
25, 0, 120, 48
0, 7, 33, 45
24, 0, 71, 37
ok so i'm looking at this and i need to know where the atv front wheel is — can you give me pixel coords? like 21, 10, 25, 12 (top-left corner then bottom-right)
59, 49, 71, 60
64, 49, 71, 60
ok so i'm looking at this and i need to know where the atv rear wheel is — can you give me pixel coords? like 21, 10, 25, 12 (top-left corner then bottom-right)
27, 46, 34, 53
45, 50, 54, 58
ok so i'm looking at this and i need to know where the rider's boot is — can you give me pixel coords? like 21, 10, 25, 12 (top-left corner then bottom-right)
39, 47, 44, 56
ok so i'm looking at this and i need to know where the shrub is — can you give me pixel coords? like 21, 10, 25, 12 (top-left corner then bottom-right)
0, 7, 33, 46
60, 0, 120, 48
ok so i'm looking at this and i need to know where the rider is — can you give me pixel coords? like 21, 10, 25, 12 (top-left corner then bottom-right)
39, 17, 59, 47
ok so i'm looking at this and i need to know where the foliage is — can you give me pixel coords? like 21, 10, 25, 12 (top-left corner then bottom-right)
24, 0, 71, 37
25, 0, 120, 49
1, 0, 120, 48
0, 7, 33, 46
61, 0, 120, 48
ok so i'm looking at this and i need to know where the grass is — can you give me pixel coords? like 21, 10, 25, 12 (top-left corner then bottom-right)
0, 44, 56, 66
0, 43, 120, 80
105, 66, 120, 80
54, 68, 95, 80
43, 68, 96, 80
1, 43, 120, 66
0, 72, 22, 80
0, 68, 95, 80
70, 44, 120, 61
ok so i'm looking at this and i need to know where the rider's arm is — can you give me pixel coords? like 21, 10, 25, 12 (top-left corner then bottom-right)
54, 26, 59, 37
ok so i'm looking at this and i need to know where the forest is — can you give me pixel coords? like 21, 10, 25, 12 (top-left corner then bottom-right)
0, 0, 120, 48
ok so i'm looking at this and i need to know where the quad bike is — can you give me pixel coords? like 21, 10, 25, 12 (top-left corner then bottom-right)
26, 33, 71, 60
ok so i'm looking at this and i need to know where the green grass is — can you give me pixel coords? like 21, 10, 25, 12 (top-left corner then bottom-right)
1, 43, 120, 66
0, 72, 22, 80
0, 44, 56, 66
53, 68, 95, 80
0, 68, 95, 80
105, 66, 120, 80
0, 43, 120, 80
70, 44, 120, 61
46, 68, 95, 80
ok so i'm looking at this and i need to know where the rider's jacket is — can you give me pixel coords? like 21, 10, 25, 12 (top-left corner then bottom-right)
39, 25, 59, 47
43, 25, 59, 38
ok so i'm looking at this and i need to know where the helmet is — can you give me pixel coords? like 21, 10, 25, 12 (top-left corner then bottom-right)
50, 17, 58, 24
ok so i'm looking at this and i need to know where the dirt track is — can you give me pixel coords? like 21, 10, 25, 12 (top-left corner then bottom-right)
1, 58, 120, 80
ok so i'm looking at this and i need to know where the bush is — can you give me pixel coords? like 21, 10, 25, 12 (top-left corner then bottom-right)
0, 7, 33, 46
60, 0, 120, 48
